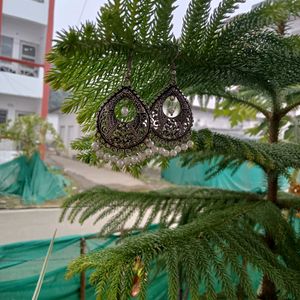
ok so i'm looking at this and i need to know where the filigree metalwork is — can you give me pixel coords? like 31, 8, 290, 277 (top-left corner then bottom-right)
150, 85, 193, 141
97, 86, 150, 150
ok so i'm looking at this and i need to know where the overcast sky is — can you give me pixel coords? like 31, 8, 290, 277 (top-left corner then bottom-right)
54, 0, 262, 39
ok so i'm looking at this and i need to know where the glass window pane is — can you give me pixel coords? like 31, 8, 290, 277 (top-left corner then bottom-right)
0, 110, 7, 124
0, 36, 13, 57
22, 44, 36, 58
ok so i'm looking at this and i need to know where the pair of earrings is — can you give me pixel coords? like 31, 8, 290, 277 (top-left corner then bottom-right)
92, 67, 194, 168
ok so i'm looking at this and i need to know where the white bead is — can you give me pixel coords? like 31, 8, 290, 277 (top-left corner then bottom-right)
103, 153, 111, 160
187, 141, 194, 148
110, 156, 117, 163
148, 140, 155, 147
181, 144, 188, 151
132, 156, 139, 164
145, 149, 153, 156
159, 148, 165, 155
92, 142, 99, 151
96, 150, 104, 158
163, 150, 170, 157
152, 146, 159, 153
123, 157, 130, 165
117, 160, 124, 168
170, 150, 177, 157
175, 146, 181, 152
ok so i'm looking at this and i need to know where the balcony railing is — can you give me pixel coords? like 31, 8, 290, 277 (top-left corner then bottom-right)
0, 56, 44, 78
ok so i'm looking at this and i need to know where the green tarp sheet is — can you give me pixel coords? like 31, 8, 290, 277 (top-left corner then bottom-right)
162, 157, 288, 192
0, 152, 66, 204
0, 233, 170, 300
1, 217, 299, 299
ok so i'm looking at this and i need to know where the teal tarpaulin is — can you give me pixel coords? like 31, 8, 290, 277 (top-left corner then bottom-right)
0, 152, 66, 204
162, 157, 289, 192
1, 218, 300, 299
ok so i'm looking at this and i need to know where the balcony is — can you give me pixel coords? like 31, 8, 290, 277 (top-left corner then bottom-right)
0, 58, 40, 77
0, 56, 44, 98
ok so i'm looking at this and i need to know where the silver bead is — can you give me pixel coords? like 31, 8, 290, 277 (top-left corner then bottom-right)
123, 157, 130, 165
137, 153, 144, 160
175, 146, 181, 152
103, 153, 111, 161
96, 150, 104, 158
145, 148, 153, 156
117, 160, 124, 168
181, 144, 188, 151
110, 156, 117, 163
92, 142, 99, 151
187, 141, 194, 148
159, 148, 165, 155
147, 140, 155, 147
163, 150, 170, 157
131, 156, 138, 164
170, 150, 177, 157
152, 146, 159, 153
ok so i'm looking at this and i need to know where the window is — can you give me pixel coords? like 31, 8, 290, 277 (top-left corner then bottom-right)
60, 126, 66, 143
0, 110, 7, 124
21, 43, 36, 62
0, 36, 13, 57
20, 41, 38, 77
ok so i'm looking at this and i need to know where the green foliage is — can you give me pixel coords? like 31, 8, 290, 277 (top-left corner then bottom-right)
47, 0, 300, 299
47, 0, 300, 135
65, 193, 300, 299
214, 85, 300, 141
186, 129, 300, 177
0, 115, 63, 158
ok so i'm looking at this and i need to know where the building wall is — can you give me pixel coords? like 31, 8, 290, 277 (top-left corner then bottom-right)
2, 14, 47, 63
55, 112, 83, 157
0, 15, 46, 99
0, 0, 51, 156
289, 17, 300, 35
3, 0, 49, 26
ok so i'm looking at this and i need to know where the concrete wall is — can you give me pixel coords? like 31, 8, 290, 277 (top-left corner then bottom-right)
0, 14, 46, 98
2, 15, 47, 63
55, 112, 83, 157
3, 0, 49, 26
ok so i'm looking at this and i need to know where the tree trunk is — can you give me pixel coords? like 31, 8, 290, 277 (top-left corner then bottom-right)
259, 116, 280, 300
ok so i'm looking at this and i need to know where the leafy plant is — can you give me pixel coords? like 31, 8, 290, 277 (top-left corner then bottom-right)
0, 115, 63, 158
47, 0, 300, 299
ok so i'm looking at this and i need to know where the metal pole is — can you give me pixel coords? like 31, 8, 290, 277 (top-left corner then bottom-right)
80, 238, 86, 300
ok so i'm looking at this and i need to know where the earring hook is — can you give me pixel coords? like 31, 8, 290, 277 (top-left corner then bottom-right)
124, 52, 133, 86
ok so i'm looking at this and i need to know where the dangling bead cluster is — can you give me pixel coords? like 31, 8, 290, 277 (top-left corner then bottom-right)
92, 138, 194, 167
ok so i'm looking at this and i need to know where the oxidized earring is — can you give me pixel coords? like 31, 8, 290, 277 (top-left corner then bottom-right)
92, 56, 151, 168
147, 63, 194, 157
92, 59, 194, 168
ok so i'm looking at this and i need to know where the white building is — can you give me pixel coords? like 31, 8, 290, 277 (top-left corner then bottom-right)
0, 0, 54, 158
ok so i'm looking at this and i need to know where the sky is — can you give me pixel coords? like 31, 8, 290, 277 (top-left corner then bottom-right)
53, 0, 263, 39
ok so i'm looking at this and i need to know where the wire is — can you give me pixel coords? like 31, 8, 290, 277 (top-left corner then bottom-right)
77, 0, 88, 26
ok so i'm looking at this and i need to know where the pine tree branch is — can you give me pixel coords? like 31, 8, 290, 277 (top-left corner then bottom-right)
65, 201, 300, 299
217, 93, 270, 117
60, 185, 262, 235
190, 129, 300, 175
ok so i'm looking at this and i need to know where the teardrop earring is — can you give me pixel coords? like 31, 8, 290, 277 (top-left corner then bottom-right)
147, 63, 194, 158
92, 55, 151, 168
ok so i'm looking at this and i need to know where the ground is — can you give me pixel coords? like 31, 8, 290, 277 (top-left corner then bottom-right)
0, 154, 170, 244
